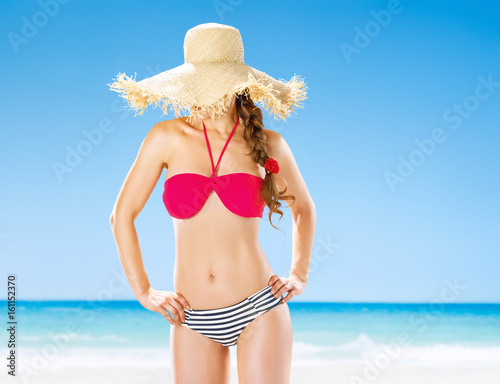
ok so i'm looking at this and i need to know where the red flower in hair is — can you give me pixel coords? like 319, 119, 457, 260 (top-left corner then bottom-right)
265, 158, 279, 174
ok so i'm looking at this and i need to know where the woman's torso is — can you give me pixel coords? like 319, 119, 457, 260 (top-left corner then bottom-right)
163, 116, 274, 310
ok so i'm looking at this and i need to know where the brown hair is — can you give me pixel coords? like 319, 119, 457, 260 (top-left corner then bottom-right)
235, 91, 296, 231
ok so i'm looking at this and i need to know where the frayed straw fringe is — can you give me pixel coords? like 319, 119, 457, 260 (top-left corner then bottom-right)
107, 72, 308, 123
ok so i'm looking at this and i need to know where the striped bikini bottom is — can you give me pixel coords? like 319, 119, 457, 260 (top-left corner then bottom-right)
180, 285, 283, 347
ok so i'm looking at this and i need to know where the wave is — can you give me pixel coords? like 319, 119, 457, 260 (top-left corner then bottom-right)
20, 333, 127, 342
4, 334, 500, 369
291, 333, 500, 367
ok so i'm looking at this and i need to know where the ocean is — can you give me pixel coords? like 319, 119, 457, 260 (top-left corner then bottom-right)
3, 301, 500, 382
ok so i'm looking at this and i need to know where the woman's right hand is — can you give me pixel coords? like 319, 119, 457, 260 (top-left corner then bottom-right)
138, 286, 191, 325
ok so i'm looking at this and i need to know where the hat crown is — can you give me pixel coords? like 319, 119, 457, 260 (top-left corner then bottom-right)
184, 23, 245, 64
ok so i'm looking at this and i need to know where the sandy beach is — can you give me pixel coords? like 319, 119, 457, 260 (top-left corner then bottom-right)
12, 363, 500, 384
7, 346, 500, 384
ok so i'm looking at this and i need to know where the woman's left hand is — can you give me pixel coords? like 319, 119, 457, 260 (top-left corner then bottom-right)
268, 274, 307, 304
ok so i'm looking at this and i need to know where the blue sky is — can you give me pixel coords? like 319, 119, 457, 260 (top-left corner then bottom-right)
1, 0, 499, 302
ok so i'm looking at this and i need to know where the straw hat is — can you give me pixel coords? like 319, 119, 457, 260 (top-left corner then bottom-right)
107, 22, 308, 123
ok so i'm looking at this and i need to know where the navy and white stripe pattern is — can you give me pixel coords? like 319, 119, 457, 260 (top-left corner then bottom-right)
180, 285, 283, 347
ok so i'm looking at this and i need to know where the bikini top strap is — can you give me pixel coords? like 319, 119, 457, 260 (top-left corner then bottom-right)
203, 116, 240, 176
202, 122, 216, 174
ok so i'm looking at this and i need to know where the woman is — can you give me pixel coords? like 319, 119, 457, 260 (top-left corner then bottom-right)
108, 23, 316, 384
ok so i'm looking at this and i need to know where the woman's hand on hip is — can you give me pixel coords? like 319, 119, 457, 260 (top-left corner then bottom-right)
268, 274, 307, 304
138, 286, 191, 325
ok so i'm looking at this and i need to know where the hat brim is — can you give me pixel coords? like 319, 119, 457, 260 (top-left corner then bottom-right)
107, 62, 307, 122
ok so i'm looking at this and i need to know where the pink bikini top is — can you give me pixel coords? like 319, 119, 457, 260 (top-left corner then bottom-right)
163, 116, 266, 219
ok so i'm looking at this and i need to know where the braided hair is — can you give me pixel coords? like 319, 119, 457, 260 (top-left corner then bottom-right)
235, 91, 296, 231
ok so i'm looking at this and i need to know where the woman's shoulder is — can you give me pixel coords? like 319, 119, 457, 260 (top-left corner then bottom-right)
139, 118, 189, 166
149, 117, 185, 137
262, 127, 286, 159
145, 117, 194, 149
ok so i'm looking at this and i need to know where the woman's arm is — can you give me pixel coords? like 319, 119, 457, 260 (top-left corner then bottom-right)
266, 130, 317, 302
109, 121, 171, 300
